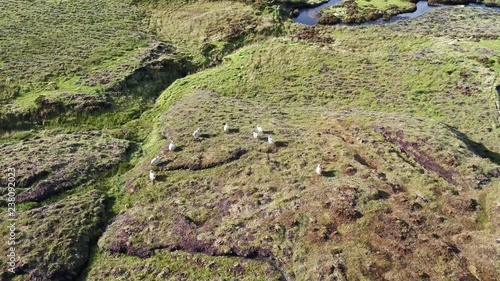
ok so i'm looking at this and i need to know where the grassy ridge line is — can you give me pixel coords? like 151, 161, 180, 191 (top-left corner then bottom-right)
0, 0, 286, 135
0, 0, 156, 134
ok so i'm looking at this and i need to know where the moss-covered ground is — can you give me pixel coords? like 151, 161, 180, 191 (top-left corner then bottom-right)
0, 0, 499, 280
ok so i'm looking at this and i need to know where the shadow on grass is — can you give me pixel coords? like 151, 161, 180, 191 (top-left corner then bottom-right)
323, 170, 335, 177
228, 128, 239, 134
157, 159, 172, 167
445, 124, 500, 165
263, 130, 274, 134
155, 175, 168, 182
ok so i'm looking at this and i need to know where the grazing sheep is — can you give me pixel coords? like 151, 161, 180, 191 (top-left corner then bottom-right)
193, 128, 201, 138
316, 164, 322, 175
257, 124, 263, 133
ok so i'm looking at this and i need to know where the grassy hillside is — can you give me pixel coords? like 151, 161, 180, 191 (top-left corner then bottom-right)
89, 7, 500, 280
0, 0, 499, 280
0, 191, 108, 280
0, 0, 196, 132
94, 90, 499, 279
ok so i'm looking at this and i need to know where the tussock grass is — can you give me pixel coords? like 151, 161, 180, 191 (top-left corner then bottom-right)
85, 250, 283, 280
0, 191, 108, 280
0, 0, 149, 96
320, 0, 415, 24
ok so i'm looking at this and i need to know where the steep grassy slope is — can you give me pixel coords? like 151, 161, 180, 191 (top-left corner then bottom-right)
0, 131, 131, 280
0, 0, 148, 92
0, 1, 287, 280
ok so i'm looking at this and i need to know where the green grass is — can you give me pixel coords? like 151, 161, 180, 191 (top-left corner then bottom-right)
111, 92, 496, 279
148, 0, 284, 65
1, 1, 500, 280
0, 0, 149, 96
482, 0, 500, 6
85, 7, 500, 279
0, 132, 130, 202
150, 29, 499, 150
0, 191, 108, 281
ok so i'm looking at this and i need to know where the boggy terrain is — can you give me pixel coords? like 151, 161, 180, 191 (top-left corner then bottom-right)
0, 0, 499, 280
293, 0, 500, 25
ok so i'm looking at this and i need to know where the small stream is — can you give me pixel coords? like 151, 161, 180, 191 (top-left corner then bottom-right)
293, 1, 500, 25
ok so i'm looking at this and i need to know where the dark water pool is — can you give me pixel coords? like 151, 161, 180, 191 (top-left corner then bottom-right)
293, 1, 500, 25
